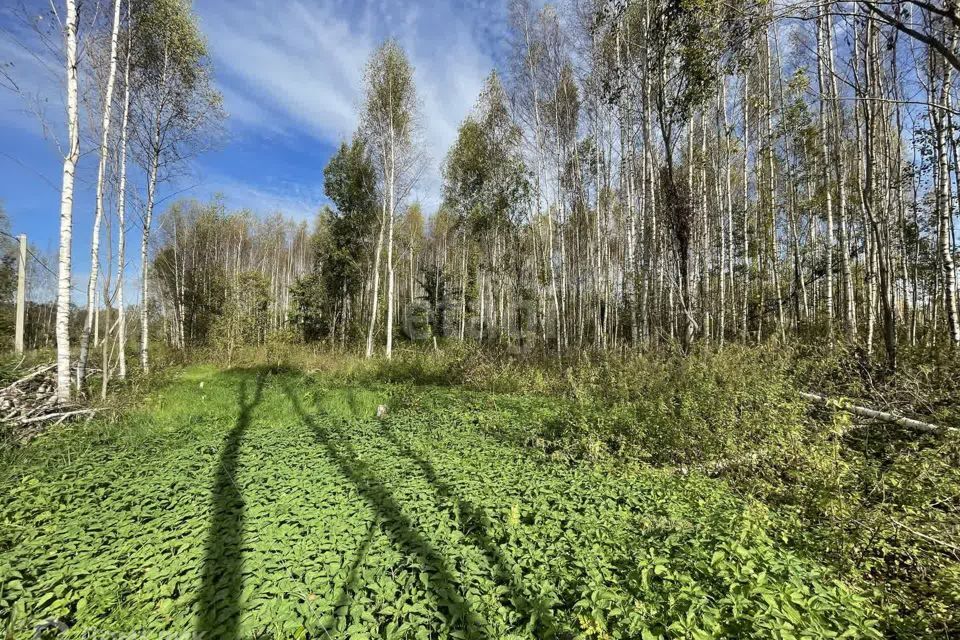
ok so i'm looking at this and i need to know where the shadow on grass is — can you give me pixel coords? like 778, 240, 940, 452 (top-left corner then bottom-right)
279, 380, 489, 639
377, 418, 558, 635
195, 370, 266, 639
330, 519, 377, 612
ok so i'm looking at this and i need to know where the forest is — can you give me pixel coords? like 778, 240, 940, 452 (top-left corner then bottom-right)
1, 0, 959, 638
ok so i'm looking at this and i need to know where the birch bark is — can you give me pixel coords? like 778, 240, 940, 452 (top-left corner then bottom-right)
78, 0, 124, 385
55, 0, 81, 402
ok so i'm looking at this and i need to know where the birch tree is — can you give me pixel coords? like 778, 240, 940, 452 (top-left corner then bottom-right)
130, 0, 222, 372
361, 40, 421, 359
115, 0, 133, 379
642, 0, 762, 349
76, 0, 124, 385
83, 0, 960, 369
931, 25, 960, 344
54, 0, 80, 402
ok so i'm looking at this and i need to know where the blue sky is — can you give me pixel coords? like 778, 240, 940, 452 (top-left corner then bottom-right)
0, 0, 513, 301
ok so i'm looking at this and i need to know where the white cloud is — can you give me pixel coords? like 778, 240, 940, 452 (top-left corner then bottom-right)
197, 0, 499, 212
0, 13, 67, 140
190, 173, 328, 222
199, 0, 367, 142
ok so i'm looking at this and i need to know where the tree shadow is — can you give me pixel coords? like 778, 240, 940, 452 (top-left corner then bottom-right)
279, 381, 489, 639
195, 370, 266, 639
376, 418, 558, 636
330, 519, 377, 611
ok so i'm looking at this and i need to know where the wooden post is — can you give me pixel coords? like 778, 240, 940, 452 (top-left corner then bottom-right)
15, 234, 26, 354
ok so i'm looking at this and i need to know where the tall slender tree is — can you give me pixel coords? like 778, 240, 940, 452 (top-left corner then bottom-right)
115, 0, 133, 380
130, 0, 222, 372
77, 0, 124, 385
361, 40, 421, 359
54, 0, 80, 402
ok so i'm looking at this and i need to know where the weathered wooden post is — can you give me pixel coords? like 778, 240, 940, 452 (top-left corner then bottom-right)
15, 234, 26, 354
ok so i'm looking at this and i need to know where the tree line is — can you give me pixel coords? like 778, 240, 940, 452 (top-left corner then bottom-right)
17, 0, 960, 401
151, 200, 311, 356
284, 0, 960, 371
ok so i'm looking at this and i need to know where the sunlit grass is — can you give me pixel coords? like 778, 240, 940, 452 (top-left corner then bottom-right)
0, 364, 880, 639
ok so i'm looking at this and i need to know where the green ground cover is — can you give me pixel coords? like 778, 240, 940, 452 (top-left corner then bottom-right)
1, 365, 879, 639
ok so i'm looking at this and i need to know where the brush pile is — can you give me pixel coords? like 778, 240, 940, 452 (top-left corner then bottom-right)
0, 363, 95, 445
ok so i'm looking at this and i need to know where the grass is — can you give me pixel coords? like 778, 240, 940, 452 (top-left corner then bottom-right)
0, 363, 880, 639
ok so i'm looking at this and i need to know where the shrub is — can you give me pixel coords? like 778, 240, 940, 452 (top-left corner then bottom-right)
536, 346, 807, 472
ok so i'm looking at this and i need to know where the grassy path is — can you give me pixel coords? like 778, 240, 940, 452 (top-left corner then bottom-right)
1, 367, 878, 639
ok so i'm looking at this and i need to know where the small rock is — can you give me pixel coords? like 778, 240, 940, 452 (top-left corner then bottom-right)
376, 404, 388, 418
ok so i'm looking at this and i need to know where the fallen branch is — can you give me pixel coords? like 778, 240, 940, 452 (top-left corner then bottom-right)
674, 392, 955, 479
674, 446, 780, 477
1, 362, 97, 444
1, 363, 56, 394
889, 517, 960, 554
18, 408, 98, 426
800, 391, 956, 434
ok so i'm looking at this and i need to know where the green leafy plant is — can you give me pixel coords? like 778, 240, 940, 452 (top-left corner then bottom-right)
0, 365, 880, 639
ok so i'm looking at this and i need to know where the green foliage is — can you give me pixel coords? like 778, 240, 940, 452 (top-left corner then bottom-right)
443, 72, 529, 236
626, 0, 765, 154
542, 346, 805, 470
775, 343, 960, 636
152, 200, 306, 352
153, 202, 229, 347
0, 205, 18, 344
290, 136, 382, 344
434, 342, 957, 639
363, 40, 417, 157
325, 138, 378, 225
290, 343, 959, 638
131, 0, 208, 92
419, 268, 453, 338
0, 366, 878, 638
289, 136, 382, 343
211, 271, 270, 361
444, 117, 489, 222
129, 0, 224, 174
3, 343, 956, 637
288, 272, 327, 342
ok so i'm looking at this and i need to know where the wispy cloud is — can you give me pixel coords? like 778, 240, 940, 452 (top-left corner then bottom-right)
191, 173, 328, 222
0, 0, 516, 285
197, 0, 504, 211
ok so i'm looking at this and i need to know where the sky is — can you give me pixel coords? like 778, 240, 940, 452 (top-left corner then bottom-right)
0, 0, 515, 301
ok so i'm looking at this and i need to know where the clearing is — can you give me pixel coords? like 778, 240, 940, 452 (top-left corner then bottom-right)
1, 366, 878, 639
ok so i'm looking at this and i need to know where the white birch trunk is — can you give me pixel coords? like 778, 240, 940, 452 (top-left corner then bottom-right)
77, 0, 123, 385
935, 58, 960, 343
141, 145, 159, 373
116, 34, 130, 381
816, 1, 835, 337
365, 200, 387, 358
55, 0, 81, 402
385, 125, 396, 359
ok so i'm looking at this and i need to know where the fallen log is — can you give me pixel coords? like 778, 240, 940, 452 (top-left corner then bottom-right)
800, 391, 956, 434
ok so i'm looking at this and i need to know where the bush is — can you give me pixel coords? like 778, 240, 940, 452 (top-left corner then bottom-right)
532, 346, 807, 472
519, 343, 960, 638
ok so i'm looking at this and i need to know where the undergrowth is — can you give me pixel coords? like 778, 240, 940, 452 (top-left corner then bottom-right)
1, 340, 957, 637
216, 340, 960, 637
0, 367, 880, 639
